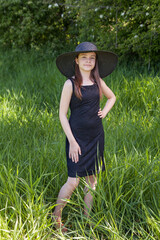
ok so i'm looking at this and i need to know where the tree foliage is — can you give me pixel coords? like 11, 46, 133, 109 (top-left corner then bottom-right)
0, 0, 70, 54
0, 0, 160, 65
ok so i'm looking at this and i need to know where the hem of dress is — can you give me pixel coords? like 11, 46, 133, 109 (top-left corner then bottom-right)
68, 167, 105, 178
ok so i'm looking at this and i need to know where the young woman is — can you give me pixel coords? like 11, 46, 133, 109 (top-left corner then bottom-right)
53, 42, 118, 231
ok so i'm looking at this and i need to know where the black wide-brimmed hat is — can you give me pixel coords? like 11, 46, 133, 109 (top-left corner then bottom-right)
56, 42, 118, 78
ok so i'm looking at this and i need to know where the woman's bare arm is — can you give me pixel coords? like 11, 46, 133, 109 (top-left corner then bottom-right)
59, 79, 81, 162
98, 79, 116, 118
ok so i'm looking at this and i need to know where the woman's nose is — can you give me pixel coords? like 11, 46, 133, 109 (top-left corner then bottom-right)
86, 57, 91, 62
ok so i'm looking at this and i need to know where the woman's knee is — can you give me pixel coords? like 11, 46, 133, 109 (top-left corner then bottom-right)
66, 177, 80, 190
85, 175, 97, 190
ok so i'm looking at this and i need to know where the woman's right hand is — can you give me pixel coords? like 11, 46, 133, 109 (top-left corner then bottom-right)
69, 140, 81, 163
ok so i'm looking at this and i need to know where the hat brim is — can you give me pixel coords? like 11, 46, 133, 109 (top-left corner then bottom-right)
56, 50, 118, 78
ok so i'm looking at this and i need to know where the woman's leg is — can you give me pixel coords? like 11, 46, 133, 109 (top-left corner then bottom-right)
84, 175, 97, 217
53, 177, 80, 222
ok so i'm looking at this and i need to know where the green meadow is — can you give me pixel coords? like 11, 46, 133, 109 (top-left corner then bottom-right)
0, 49, 160, 239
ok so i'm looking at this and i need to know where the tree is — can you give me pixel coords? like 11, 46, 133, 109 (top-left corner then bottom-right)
0, 0, 159, 65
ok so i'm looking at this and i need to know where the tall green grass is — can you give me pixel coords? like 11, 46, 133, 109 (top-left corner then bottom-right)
0, 49, 160, 239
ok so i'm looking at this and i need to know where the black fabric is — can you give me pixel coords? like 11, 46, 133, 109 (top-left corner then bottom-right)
66, 79, 105, 177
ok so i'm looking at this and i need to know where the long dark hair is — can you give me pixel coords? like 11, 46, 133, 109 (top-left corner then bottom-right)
73, 55, 102, 100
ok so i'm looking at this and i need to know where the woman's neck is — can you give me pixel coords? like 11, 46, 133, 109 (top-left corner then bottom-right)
80, 70, 93, 85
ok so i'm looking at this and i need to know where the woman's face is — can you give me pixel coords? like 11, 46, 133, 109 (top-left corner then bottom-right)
75, 52, 96, 73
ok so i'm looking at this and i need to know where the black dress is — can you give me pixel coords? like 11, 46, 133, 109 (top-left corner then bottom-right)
66, 79, 105, 177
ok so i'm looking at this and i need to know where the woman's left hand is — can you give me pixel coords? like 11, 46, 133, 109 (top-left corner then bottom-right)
98, 108, 106, 119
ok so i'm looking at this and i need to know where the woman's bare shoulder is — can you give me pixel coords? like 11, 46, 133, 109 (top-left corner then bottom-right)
62, 79, 73, 95
100, 78, 107, 86
64, 79, 73, 88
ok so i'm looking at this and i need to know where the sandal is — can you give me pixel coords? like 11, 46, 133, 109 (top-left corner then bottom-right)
52, 216, 68, 233
55, 221, 68, 233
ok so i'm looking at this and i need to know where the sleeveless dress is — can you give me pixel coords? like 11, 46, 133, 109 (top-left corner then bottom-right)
66, 79, 105, 177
